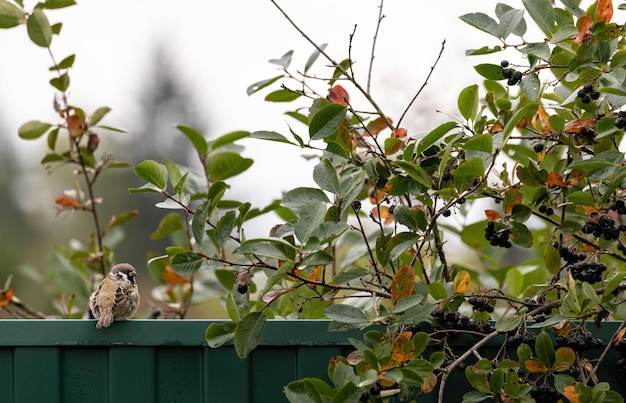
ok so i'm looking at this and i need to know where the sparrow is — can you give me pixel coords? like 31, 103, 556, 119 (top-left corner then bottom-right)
89, 263, 140, 328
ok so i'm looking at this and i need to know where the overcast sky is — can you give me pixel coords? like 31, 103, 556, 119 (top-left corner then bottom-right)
0, 0, 547, 213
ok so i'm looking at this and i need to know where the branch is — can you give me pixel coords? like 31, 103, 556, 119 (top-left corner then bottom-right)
397, 39, 446, 129
367, 0, 385, 93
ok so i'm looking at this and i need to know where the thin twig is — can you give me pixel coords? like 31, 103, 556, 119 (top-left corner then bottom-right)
367, 0, 385, 93
583, 317, 626, 385
397, 39, 446, 129
269, 0, 396, 132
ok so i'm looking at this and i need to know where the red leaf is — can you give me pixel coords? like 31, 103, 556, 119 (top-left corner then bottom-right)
54, 194, 81, 208
391, 128, 407, 138
328, 85, 350, 106
162, 266, 191, 285
547, 172, 568, 188
574, 15, 593, 44
366, 116, 391, 136
66, 114, 85, 138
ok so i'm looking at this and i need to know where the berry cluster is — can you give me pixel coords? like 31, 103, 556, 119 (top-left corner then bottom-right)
501, 60, 522, 85
578, 127, 596, 144
506, 332, 536, 348
567, 261, 606, 284
581, 215, 626, 241
616, 111, 626, 129
577, 83, 600, 104
559, 246, 586, 264
609, 199, 626, 215
467, 296, 494, 313
556, 331, 603, 352
538, 204, 554, 216
484, 221, 512, 248
530, 384, 562, 403
430, 308, 495, 334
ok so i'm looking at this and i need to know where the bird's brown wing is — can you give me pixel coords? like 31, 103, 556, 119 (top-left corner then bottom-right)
93, 275, 118, 328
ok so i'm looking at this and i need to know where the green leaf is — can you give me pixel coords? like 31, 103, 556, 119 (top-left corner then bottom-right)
88, 106, 111, 127
235, 240, 289, 260
205, 152, 253, 181
133, 160, 167, 189
18, 120, 52, 139
295, 201, 327, 243
301, 250, 334, 267
415, 121, 458, 155
176, 125, 208, 156
210, 130, 250, 149
324, 304, 369, 324
150, 213, 185, 240
313, 159, 339, 194
495, 315, 522, 332
535, 332, 555, 368
511, 222, 533, 247
265, 89, 302, 102
388, 232, 419, 261
192, 200, 209, 244
474, 64, 505, 80
284, 379, 325, 403
41, 0, 77, 9
46, 127, 59, 150
249, 130, 293, 144
519, 74, 541, 101
458, 84, 479, 121
106, 210, 139, 233
170, 250, 203, 276
246, 75, 283, 96
465, 365, 491, 394
452, 157, 484, 178
522, 0, 555, 38
0, 0, 23, 28
213, 210, 236, 251
497, 8, 525, 39
234, 311, 267, 359
544, 246, 561, 275
269, 50, 293, 68
459, 12, 499, 37
205, 322, 236, 348
49, 72, 69, 91
393, 160, 433, 188
282, 187, 330, 209
27, 9, 52, 47
428, 282, 448, 300
309, 103, 347, 140
304, 43, 327, 73
567, 191, 596, 206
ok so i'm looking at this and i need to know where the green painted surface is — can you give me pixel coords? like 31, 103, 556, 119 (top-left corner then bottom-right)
0, 320, 624, 402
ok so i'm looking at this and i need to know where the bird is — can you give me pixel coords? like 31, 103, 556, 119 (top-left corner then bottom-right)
89, 263, 140, 328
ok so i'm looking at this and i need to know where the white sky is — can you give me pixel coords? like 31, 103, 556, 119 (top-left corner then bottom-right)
0, 0, 554, 227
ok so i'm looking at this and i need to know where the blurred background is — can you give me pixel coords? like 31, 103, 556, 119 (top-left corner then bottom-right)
0, 0, 518, 316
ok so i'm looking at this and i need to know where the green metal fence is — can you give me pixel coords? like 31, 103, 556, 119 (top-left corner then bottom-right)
0, 320, 624, 402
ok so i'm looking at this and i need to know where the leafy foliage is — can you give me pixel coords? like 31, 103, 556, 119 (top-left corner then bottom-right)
6, 0, 626, 402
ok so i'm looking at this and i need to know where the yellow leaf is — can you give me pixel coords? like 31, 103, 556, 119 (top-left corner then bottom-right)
391, 331, 415, 364
453, 271, 470, 294
391, 265, 415, 306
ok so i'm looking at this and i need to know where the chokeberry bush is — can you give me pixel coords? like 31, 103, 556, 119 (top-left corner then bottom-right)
6, 0, 626, 402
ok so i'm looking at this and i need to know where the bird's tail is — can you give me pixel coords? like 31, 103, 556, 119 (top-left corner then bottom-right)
96, 309, 113, 328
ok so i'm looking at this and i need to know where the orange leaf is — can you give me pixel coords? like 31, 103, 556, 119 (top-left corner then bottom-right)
0, 288, 14, 307
453, 271, 470, 294
485, 209, 502, 221
391, 128, 407, 138
574, 15, 593, 44
307, 266, 322, 288
371, 205, 394, 225
366, 116, 392, 136
524, 359, 548, 373
562, 385, 581, 403
162, 266, 191, 285
595, 0, 613, 23
368, 188, 387, 204
420, 373, 437, 393
532, 105, 553, 134
547, 172, 568, 188
391, 331, 415, 364
568, 169, 586, 186
67, 114, 85, 138
54, 194, 81, 208
564, 118, 595, 134
391, 265, 415, 306
286, 267, 301, 281
328, 85, 350, 106
613, 328, 626, 345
